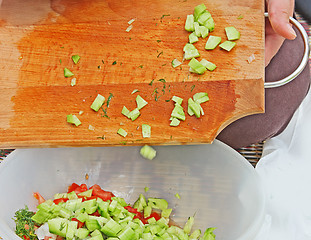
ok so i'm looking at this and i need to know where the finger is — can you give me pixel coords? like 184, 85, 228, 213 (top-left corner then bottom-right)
265, 33, 285, 66
267, 0, 296, 40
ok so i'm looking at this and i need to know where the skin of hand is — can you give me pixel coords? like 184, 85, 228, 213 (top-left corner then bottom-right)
265, 0, 296, 66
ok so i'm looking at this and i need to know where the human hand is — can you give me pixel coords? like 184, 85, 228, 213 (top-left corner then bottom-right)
265, 0, 296, 66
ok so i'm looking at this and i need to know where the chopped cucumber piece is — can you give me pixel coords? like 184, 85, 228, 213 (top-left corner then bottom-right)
197, 11, 212, 26
140, 145, 156, 160
175, 193, 181, 199
121, 106, 130, 117
189, 32, 199, 44
127, 108, 141, 121
199, 25, 209, 38
91, 94, 106, 112
219, 41, 236, 51
188, 98, 201, 118
183, 44, 200, 60
204, 17, 215, 31
171, 104, 186, 121
193, 22, 201, 37
183, 216, 194, 234
205, 36, 221, 50
194, 4, 207, 20
161, 208, 172, 218
101, 218, 122, 237
117, 128, 128, 137
144, 187, 149, 192
172, 96, 183, 105
190, 229, 201, 239
201, 227, 216, 240
48, 217, 68, 237
188, 58, 207, 75
67, 114, 81, 126
148, 198, 168, 210
142, 124, 151, 138
225, 26, 240, 40
171, 59, 182, 68
193, 92, 209, 104
64, 68, 74, 78
71, 55, 80, 64
185, 14, 195, 32
200, 59, 217, 71
143, 205, 152, 218
136, 95, 148, 110
170, 117, 180, 127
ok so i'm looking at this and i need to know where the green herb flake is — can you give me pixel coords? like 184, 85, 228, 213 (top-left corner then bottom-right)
106, 93, 114, 108
175, 193, 181, 199
237, 14, 244, 19
160, 14, 170, 22
157, 40, 162, 43
59, 59, 62, 64
112, 61, 117, 65
138, 65, 144, 68
149, 79, 155, 86
157, 51, 163, 58
191, 85, 196, 92
102, 60, 105, 64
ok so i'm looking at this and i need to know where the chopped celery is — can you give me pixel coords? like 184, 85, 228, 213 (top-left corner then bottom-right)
117, 128, 127, 137
67, 114, 81, 126
205, 36, 221, 50
185, 14, 195, 32
190, 229, 201, 239
219, 41, 236, 51
171, 104, 186, 121
171, 59, 182, 68
64, 68, 74, 78
140, 145, 156, 160
201, 227, 216, 240
91, 94, 105, 112
136, 95, 148, 110
200, 59, 217, 71
188, 58, 207, 75
188, 98, 201, 118
194, 4, 207, 20
142, 124, 151, 138
225, 26, 240, 40
71, 55, 80, 64
183, 43, 200, 60
189, 32, 199, 44
183, 216, 194, 234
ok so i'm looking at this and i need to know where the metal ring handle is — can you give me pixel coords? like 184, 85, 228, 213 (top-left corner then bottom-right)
264, 12, 310, 88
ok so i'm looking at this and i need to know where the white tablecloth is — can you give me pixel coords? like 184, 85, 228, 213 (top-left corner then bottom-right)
254, 87, 311, 240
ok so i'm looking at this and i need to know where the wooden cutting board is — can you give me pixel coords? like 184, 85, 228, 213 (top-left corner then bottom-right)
0, 0, 264, 148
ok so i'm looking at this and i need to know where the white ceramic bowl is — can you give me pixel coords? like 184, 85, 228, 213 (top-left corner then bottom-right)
0, 140, 265, 240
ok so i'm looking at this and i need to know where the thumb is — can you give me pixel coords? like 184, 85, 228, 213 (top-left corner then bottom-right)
267, 0, 296, 40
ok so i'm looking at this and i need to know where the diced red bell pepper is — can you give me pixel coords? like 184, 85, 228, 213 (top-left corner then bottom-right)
71, 218, 85, 228
90, 184, 115, 201
33, 192, 45, 205
53, 198, 69, 205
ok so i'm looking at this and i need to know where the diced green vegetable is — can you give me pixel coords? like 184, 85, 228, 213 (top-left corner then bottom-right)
142, 124, 151, 138
148, 198, 168, 210
171, 59, 182, 68
199, 25, 209, 38
136, 95, 148, 110
219, 41, 236, 51
204, 17, 215, 31
170, 117, 180, 127
201, 227, 216, 240
175, 193, 181, 199
117, 128, 127, 137
188, 98, 201, 118
225, 26, 240, 40
193, 92, 210, 104
183, 216, 194, 234
183, 43, 200, 60
121, 106, 130, 117
205, 36, 221, 50
127, 108, 141, 121
71, 55, 80, 64
188, 58, 207, 75
70, 77, 76, 86
172, 96, 183, 105
91, 94, 106, 112
197, 11, 212, 26
189, 32, 199, 44
67, 114, 81, 126
200, 59, 217, 71
140, 145, 156, 160
64, 68, 74, 78
185, 14, 195, 32
171, 104, 186, 121
190, 229, 202, 239
193, 22, 201, 37
194, 4, 207, 20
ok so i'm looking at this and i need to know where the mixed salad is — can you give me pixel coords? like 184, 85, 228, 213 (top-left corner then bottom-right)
14, 183, 216, 240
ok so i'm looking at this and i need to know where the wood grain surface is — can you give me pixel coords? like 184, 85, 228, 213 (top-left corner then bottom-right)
0, 0, 265, 148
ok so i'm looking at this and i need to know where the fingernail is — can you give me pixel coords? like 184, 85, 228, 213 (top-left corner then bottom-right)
287, 24, 296, 39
